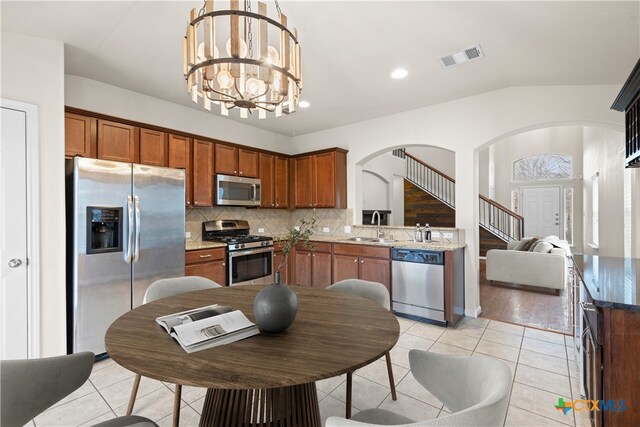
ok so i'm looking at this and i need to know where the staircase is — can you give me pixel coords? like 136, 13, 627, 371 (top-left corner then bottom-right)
397, 149, 524, 255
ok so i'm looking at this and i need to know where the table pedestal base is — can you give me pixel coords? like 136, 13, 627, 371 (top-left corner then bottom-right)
199, 382, 321, 427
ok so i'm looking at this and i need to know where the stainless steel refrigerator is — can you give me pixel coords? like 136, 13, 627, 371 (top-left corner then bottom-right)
66, 157, 185, 355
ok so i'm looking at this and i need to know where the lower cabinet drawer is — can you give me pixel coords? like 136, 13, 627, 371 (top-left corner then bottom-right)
185, 248, 226, 264
186, 248, 227, 286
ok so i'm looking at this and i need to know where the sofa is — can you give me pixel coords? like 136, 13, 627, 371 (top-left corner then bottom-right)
485, 236, 570, 295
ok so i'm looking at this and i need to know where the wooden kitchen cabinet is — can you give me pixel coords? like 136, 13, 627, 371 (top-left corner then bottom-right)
332, 243, 391, 290
192, 139, 214, 207
185, 247, 227, 286
65, 112, 96, 158
293, 242, 332, 288
167, 134, 192, 206
215, 143, 238, 175
97, 119, 137, 163
215, 144, 259, 177
293, 149, 347, 209
238, 148, 259, 177
139, 128, 167, 166
293, 155, 314, 208
260, 153, 289, 208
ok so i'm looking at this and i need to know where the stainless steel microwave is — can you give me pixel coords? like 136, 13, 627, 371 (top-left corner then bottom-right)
215, 174, 261, 206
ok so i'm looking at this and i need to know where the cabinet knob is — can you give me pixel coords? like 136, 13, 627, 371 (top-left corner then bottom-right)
309, 203, 312, 207
239, 171, 243, 175
275, 203, 278, 207
307, 253, 311, 257
186, 201, 191, 206
194, 201, 198, 205
272, 204, 275, 207
360, 260, 364, 264
353, 259, 357, 263
234, 170, 237, 174
222, 263, 225, 266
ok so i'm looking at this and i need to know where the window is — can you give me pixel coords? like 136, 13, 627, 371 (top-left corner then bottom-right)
513, 154, 572, 182
564, 188, 573, 245
592, 173, 599, 247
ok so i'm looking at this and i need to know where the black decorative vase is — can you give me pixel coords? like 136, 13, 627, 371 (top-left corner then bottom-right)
253, 272, 297, 333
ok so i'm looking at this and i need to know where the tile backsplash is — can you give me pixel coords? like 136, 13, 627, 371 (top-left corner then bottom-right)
186, 207, 353, 241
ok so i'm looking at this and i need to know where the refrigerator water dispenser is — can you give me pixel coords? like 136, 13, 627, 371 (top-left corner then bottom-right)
86, 207, 122, 254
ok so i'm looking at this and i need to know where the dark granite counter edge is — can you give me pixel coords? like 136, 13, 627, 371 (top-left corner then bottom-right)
572, 255, 640, 313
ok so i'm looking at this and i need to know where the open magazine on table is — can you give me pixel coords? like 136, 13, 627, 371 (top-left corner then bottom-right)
156, 304, 259, 353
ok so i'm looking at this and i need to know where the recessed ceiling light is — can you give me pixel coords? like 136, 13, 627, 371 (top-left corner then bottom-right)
298, 100, 311, 108
391, 68, 408, 79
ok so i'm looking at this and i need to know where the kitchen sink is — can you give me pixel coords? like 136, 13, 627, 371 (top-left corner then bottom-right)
346, 237, 379, 242
345, 237, 395, 243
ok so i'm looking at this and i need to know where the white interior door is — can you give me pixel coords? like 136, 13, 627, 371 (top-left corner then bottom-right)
522, 186, 561, 237
1, 105, 29, 359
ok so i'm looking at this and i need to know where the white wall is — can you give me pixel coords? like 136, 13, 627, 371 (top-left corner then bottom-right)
1, 32, 66, 356
362, 171, 389, 211
65, 75, 292, 154
582, 127, 627, 257
361, 153, 405, 225
486, 127, 584, 207
405, 146, 455, 178
480, 126, 585, 249
290, 85, 623, 317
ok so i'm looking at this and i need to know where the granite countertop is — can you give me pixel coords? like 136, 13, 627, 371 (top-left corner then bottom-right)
273, 234, 466, 251
185, 240, 227, 251
572, 254, 640, 311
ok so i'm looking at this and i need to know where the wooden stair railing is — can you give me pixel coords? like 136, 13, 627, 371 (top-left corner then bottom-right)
402, 152, 524, 242
405, 153, 455, 208
479, 195, 524, 242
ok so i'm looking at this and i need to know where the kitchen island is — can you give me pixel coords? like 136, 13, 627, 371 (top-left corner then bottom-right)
572, 255, 640, 426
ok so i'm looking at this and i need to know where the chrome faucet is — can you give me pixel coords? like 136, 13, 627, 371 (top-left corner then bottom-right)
371, 210, 383, 239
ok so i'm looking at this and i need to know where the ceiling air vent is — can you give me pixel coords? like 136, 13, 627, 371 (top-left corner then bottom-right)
439, 44, 484, 68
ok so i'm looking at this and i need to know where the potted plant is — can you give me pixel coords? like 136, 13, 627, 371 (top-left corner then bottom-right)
253, 214, 318, 333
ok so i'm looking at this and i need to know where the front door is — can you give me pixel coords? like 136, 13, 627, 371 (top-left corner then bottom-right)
1, 104, 29, 359
522, 186, 561, 237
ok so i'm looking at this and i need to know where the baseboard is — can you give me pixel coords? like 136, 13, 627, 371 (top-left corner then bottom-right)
465, 306, 482, 318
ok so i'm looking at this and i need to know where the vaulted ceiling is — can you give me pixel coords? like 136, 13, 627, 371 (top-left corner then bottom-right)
2, 1, 638, 136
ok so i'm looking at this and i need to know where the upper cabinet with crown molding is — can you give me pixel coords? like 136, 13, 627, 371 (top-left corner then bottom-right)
260, 153, 289, 209
293, 149, 347, 209
215, 144, 259, 178
611, 58, 640, 168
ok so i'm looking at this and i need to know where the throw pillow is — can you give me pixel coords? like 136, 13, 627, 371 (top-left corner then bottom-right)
513, 237, 533, 251
522, 237, 540, 251
532, 241, 553, 253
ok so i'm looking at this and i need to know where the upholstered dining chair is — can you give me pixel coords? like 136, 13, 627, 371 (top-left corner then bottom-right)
326, 350, 512, 426
326, 279, 397, 418
0, 351, 157, 427
127, 276, 222, 425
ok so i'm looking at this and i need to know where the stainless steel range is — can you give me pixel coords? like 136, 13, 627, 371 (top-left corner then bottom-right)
202, 220, 274, 286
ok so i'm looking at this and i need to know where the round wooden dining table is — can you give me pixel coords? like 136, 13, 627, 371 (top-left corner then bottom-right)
105, 285, 400, 427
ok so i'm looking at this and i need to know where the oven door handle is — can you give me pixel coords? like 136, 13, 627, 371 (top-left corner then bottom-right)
228, 247, 274, 258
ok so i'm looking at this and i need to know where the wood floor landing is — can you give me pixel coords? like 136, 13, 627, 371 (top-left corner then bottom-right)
479, 260, 571, 334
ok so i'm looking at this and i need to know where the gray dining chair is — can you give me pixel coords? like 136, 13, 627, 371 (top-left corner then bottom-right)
0, 351, 157, 427
326, 350, 512, 426
326, 279, 397, 418
127, 275, 222, 425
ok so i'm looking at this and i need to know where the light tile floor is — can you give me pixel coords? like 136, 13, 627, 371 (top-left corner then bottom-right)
31, 317, 591, 427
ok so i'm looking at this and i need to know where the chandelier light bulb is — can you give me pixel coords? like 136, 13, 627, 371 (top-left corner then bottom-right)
266, 45, 280, 65
197, 42, 205, 61
217, 70, 234, 89
226, 38, 248, 58
245, 78, 261, 96
271, 78, 281, 92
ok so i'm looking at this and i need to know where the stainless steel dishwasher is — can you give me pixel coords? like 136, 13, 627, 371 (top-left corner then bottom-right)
392, 248, 445, 324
